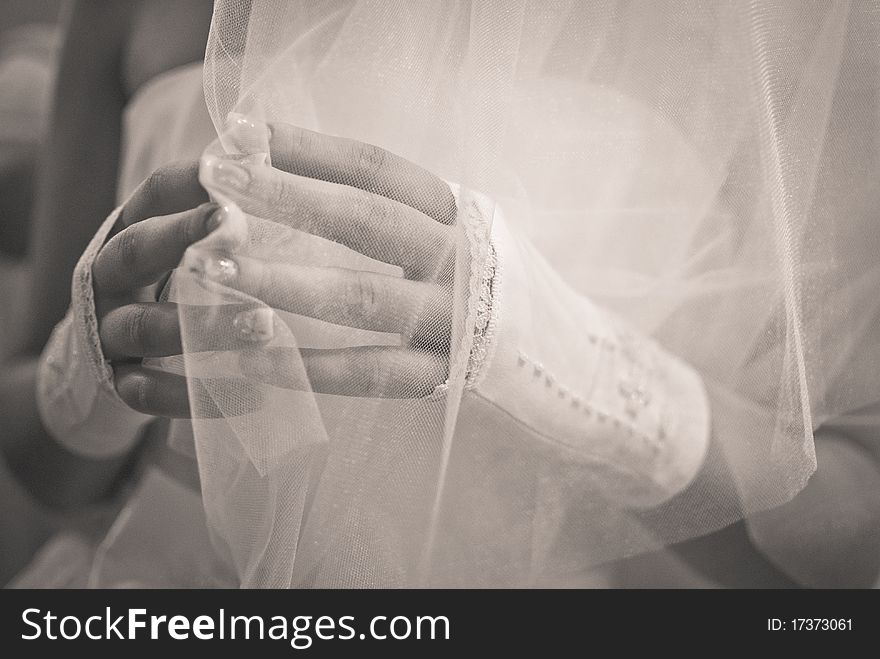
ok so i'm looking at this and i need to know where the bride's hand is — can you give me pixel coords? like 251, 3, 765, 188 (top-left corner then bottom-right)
92, 161, 275, 417
201, 123, 459, 398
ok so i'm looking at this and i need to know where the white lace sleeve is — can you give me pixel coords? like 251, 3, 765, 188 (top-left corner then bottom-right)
462, 201, 711, 508
36, 207, 153, 458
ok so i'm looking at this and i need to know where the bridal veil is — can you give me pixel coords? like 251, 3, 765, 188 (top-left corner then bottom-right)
149, 0, 879, 586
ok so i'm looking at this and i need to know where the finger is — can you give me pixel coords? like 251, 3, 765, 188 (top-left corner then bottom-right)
266, 122, 457, 225
114, 363, 191, 417
240, 346, 448, 398
119, 160, 209, 228
196, 254, 452, 338
113, 363, 264, 418
100, 302, 278, 359
93, 202, 219, 293
202, 160, 452, 279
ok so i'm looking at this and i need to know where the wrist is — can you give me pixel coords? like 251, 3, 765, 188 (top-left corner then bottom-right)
462, 200, 710, 507
36, 206, 153, 459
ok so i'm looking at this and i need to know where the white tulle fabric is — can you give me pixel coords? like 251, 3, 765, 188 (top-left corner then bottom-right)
170, 0, 878, 587
36, 0, 880, 587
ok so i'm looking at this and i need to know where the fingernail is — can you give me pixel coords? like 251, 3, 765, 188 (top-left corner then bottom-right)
225, 112, 270, 155
205, 205, 225, 232
208, 160, 251, 191
189, 253, 239, 282
233, 308, 275, 341
205, 255, 239, 281
203, 204, 249, 252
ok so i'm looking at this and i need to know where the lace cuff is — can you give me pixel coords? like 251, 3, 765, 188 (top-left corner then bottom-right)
36, 207, 153, 458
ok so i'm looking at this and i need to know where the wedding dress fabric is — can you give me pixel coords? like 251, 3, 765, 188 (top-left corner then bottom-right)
187, 0, 880, 586
35, 0, 880, 587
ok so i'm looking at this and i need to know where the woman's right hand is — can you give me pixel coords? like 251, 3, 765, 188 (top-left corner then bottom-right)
92, 160, 272, 418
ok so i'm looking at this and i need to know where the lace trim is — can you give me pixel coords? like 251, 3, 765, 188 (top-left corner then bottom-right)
465, 239, 499, 388
37, 207, 152, 457
429, 191, 501, 399
41, 208, 121, 415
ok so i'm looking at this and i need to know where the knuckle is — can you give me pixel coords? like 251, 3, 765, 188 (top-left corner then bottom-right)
123, 304, 153, 354
341, 271, 379, 325
267, 174, 295, 211
353, 141, 388, 189
114, 227, 141, 271
272, 125, 313, 174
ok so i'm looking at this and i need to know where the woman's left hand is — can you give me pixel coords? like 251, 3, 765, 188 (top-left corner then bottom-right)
200, 123, 461, 398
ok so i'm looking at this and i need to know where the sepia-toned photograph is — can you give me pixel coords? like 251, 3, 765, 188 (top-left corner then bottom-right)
1, 1, 878, 624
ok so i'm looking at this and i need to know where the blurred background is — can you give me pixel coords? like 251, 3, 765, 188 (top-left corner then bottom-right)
0, 0, 65, 586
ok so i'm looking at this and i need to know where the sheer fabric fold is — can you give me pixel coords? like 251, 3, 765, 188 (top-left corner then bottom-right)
155, 0, 879, 586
